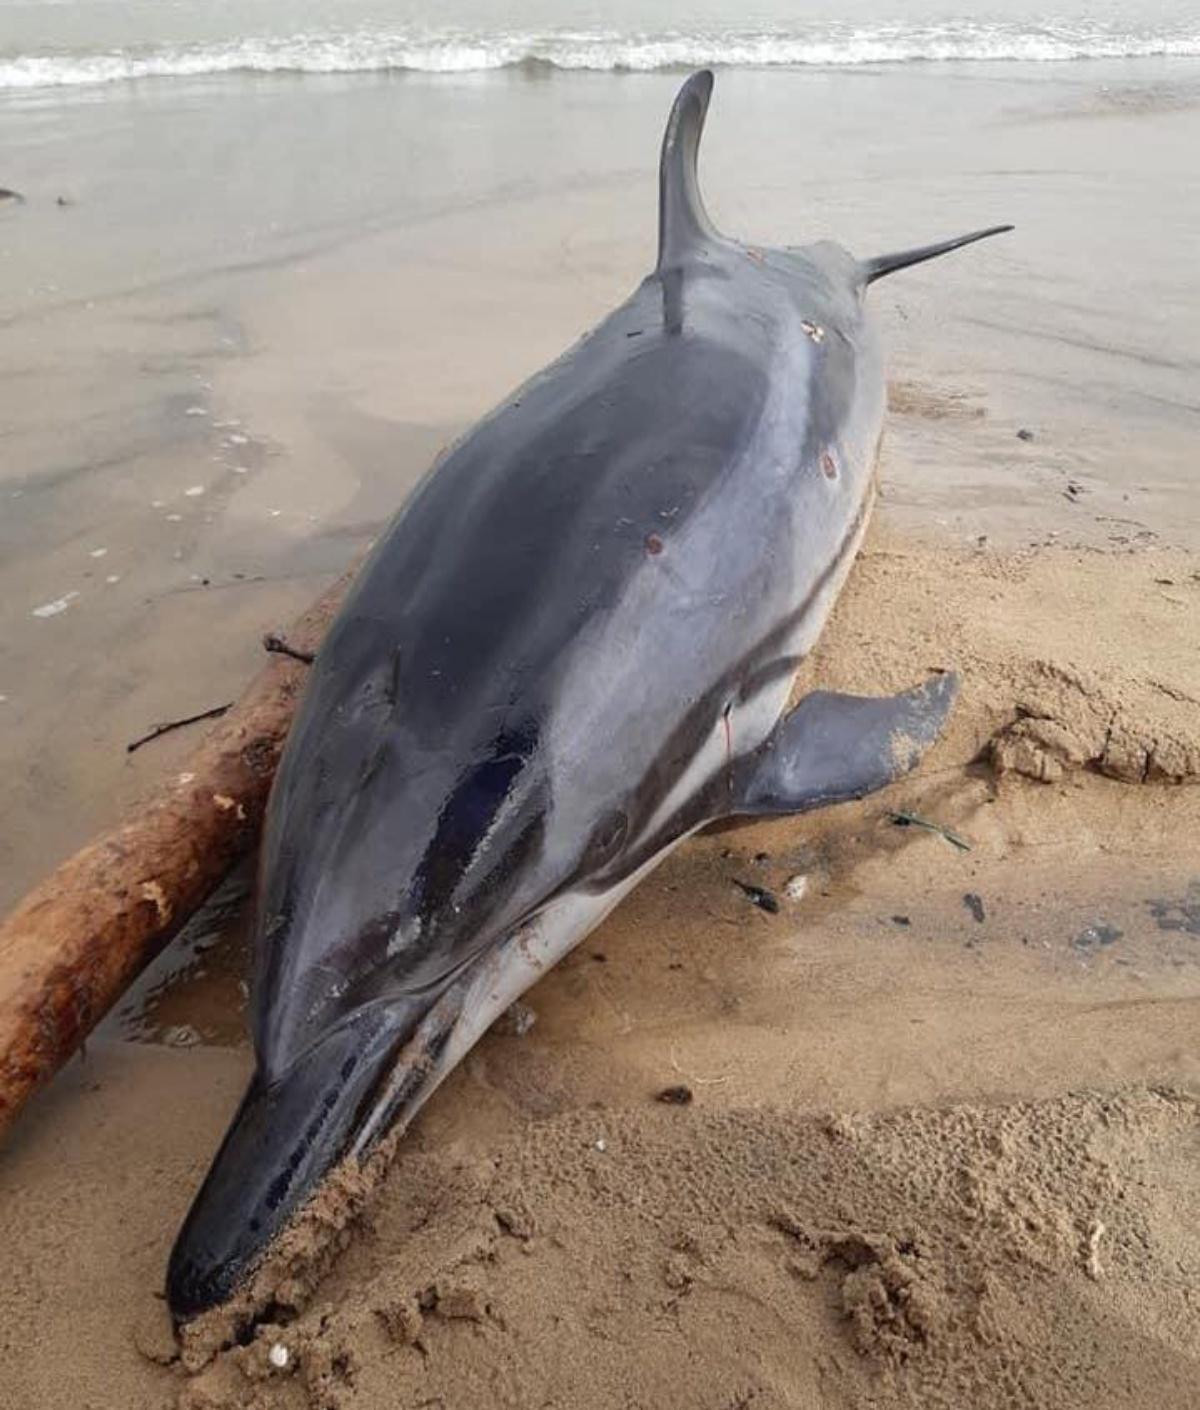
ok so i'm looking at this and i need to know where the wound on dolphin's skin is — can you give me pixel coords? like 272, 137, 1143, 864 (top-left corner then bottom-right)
165, 66, 1010, 1327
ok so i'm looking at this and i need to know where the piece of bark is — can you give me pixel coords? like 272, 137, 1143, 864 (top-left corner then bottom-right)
0, 568, 357, 1140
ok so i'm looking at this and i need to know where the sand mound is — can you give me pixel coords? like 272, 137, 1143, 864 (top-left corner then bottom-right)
178, 1087, 1200, 1410
800, 538, 1200, 788
988, 659, 1200, 784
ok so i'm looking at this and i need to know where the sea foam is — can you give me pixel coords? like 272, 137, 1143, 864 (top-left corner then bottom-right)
1, 22, 1198, 92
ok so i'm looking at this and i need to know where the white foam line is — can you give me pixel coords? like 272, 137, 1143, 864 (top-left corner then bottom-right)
2, 23, 1198, 91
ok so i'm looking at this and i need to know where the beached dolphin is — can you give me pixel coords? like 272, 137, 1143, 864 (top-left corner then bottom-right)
167, 70, 1010, 1321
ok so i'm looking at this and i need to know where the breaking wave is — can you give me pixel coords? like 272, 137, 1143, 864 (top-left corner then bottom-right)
2, 21, 1199, 92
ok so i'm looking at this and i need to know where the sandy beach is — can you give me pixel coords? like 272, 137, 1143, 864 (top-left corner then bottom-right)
2, 57, 1199, 1409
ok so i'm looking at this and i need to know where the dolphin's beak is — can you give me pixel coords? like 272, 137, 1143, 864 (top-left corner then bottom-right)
167, 901, 543, 1324
166, 996, 436, 1322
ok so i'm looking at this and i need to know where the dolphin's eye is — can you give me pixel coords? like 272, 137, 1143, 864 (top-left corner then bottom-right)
589, 809, 628, 864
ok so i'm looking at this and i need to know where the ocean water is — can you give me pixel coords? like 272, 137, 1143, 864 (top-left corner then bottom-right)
1, 0, 1198, 91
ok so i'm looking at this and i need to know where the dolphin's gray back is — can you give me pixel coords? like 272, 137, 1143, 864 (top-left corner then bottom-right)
256, 242, 878, 1078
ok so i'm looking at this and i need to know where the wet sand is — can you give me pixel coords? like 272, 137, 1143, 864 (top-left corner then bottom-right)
1, 60, 1199, 1409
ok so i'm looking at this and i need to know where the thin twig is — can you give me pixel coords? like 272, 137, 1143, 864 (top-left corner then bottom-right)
262, 632, 315, 665
886, 809, 972, 852
126, 703, 232, 754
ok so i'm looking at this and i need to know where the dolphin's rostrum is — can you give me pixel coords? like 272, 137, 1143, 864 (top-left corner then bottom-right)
167, 70, 1011, 1321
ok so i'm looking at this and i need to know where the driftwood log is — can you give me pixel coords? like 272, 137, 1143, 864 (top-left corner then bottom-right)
0, 568, 357, 1140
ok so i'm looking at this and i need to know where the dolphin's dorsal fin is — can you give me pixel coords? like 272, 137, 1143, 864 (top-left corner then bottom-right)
658, 70, 717, 272
860, 224, 1013, 285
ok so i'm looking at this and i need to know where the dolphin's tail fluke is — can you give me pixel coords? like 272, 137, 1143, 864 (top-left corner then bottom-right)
860, 224, 1013, 285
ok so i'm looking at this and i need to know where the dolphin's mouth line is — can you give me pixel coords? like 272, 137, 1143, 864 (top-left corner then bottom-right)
348, 977, 469, 1159
351, 850, 677, 1160
345, 902, 552, 1160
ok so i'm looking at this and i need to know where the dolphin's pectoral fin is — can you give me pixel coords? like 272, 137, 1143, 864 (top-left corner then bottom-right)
729, 673, 959, 817
859, 225, 1013, 285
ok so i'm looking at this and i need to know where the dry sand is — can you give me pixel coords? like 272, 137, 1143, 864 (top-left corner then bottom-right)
2, 60, 1199, 1410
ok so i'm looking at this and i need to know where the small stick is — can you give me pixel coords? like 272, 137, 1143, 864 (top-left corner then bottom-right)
263, 632, 315, 665
886, 809, 972, 852
126, 703, 232, 755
